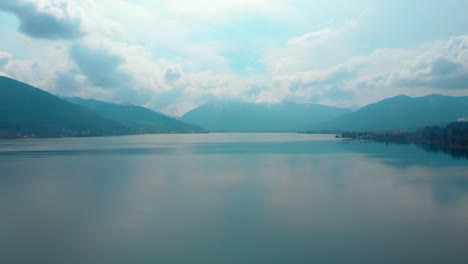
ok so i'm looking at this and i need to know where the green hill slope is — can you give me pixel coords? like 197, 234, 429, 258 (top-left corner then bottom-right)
0, 76, 131, 138
66, 97, 205, 133
309, 95, 468, 131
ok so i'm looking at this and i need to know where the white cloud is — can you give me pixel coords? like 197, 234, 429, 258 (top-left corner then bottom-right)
0, 0, 85, 39
1, 0, 467, 116
270, 36, 468, 108
261, 14, 373, 76
2, 35, 467, 116
0, 51, 12, 71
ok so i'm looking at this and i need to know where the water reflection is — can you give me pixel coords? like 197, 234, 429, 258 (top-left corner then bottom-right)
417, 142, 468, 159
339, 141, 468, 206
0, 134, 467, 264
340, 141, 467, 168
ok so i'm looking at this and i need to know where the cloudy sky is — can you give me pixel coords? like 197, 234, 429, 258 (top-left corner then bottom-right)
0, 0, 467, 115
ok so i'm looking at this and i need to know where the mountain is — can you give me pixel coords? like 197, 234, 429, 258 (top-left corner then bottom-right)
181, 100, 352, 132
0, 76, 131, 138
308, 94, 468, 131
66, 97, 205, 133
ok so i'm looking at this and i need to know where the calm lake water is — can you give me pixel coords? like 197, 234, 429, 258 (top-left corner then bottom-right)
0, 133, 467, 264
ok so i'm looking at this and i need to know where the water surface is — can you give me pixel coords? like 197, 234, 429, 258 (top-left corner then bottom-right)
0, 133, 467, 264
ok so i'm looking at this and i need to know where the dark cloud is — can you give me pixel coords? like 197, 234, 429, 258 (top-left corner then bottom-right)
426, 73, 468, 90
69, 44, 130, 88
164, 66, 182, 82
428, 57, 468, 89
395, 57, 468, 90
431, 57, 463, 76
69, 44, 153, 105
0, 0, 84, 40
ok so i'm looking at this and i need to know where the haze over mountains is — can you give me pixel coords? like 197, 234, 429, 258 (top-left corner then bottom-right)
181, 100, 351, 132
1, 76, 467, 138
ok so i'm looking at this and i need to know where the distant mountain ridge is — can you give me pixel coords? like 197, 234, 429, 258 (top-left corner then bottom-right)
181, 100, 352, 132
308, 94, 468, 131
2, 76, 467, 138
0, 76, 204, 139
65, 97, 205, 134
0, 76, 131, 138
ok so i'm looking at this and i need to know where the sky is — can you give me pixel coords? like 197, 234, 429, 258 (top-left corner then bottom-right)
0, 0, 467, 116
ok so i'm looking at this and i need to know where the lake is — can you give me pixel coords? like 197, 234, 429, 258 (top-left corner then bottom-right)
0, 133, 467, 264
